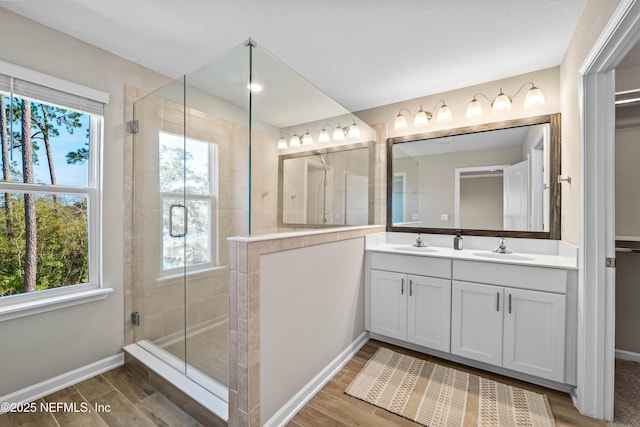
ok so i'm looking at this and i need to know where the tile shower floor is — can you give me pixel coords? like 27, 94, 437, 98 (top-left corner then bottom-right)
162, 320, 229, 387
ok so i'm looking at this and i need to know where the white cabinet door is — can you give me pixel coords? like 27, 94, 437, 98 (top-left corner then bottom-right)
503, 288, 566, 382
407, 275, 451, 352
451, 280, 503, 366
370, 270, 407, 340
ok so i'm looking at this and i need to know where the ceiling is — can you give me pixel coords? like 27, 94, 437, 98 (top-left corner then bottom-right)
1, 0, 590, 113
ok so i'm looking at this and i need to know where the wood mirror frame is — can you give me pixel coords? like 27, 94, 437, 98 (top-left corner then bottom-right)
386, 113, 561, 239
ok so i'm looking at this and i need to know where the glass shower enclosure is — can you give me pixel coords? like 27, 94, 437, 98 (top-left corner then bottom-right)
128, 40, 375, 419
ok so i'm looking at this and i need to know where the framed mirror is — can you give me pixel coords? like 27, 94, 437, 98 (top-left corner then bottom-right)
386, 114, 561, 239
278, 141, 373, 228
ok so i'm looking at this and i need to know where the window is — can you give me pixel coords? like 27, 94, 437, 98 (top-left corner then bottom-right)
159, 132, 217, 273
0, 70, 104, 303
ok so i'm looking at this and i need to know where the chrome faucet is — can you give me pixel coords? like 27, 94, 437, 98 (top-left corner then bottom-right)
414, 233, 427, 247
492, 238, 512, 254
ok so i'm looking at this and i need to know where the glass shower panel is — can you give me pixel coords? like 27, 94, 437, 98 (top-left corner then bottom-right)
249, 45, 377, 234
132, 77, 188, 373
181, 42, 250, 391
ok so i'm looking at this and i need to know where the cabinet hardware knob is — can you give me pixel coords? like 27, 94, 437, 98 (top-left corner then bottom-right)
401, 278, 404, 295
497, 292, 500, 312
509, 294, 512, 314
409, 280, 413, 296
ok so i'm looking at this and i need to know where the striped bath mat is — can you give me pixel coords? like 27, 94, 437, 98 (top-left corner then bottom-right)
345, 347, 555, 426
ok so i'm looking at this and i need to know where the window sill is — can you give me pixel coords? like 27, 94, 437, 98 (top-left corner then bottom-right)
0, 288, 113, 322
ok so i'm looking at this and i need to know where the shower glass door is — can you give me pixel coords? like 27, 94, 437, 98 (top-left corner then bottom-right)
132, 42, 252, 402
132, 77, 189, 379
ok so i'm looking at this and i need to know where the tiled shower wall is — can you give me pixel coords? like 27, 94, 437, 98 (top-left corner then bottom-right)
124, 85, 279, 347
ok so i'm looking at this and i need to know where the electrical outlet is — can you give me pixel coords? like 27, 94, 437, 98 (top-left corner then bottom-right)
441, 214, 449, 221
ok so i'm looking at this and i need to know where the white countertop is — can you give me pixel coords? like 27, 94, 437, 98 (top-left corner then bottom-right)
367, 243, 578, 270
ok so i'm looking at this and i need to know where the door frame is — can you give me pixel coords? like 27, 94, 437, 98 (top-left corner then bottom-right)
578, 0, 640, 420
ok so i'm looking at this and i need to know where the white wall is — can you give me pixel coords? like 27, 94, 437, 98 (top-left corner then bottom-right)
559, 0, 621, 245
259, 238, 366, 423
355, 67, 560, 139
0, 8, 170, 395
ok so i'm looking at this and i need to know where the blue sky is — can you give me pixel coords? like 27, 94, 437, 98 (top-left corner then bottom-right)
4, 98, 90, 187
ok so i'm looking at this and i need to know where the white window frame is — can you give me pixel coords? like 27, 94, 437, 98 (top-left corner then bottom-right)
0, 63, 110, 322
159, 132, 219, 277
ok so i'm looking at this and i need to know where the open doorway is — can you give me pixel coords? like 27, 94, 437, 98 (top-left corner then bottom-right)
613, 57, 640, 421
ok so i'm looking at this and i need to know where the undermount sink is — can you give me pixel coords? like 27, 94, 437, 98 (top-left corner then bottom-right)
392, 246, 439, 253
472, 252, 535, 261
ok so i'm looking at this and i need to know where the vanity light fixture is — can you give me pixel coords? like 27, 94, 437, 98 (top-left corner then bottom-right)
465, 82, 546, 119
348, 121, 361, 138
466, 96, 484, 118
318, 127, 331, 143
289, 133, 301, 147
302, 130, 313, 146
277, 136, 288, 150
393, 100, 451, 131
276, 121, 361, 149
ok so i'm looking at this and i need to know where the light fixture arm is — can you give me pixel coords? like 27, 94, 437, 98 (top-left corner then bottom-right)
510, 81, 536, 99
471, 93, 493, 103
396, 107, 416, 118
430, 99, 447, 112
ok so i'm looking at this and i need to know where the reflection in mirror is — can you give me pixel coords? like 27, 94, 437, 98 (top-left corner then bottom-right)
388, 114, 560, 239
279, 142, 372, 227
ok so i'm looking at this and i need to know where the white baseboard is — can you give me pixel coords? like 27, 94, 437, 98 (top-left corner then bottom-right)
615, 349, 640, 363
0, 353, 124, 413
263, 331, 370, 427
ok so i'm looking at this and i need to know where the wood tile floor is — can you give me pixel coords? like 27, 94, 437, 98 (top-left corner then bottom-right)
287, 339, 609, 427
0, 365, 203, 427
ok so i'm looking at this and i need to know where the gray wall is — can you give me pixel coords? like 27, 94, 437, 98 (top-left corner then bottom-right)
0, 8, 170, 396
460, 176, 503, 229
259, 238, 366, 422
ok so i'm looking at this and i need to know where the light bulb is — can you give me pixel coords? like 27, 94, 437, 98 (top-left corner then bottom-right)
277, 137, 288, 150
466, 98, 483, 118
318, 128, 330, 143
302, 131, 313, 146
414, 107, 429, 127
289, 134, 301, 147
436, 103, 452, 122
247, 82, 263, 92
348, 121, 360, 138
333, 127, 345, 141
393, 113, 408, 131
492, 90, 512, 113
524, 86, 545, 109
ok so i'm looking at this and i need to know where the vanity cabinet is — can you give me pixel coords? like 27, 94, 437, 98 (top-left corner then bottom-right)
367, 251, 575, 386
450, 281, 503, 366
369, 253, 451, 352
451, 262, 567, 383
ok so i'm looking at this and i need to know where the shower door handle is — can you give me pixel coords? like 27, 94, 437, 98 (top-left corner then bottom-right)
169, 203, 188, 237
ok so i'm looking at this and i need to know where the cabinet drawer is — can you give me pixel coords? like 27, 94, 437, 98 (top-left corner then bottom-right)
453, 260, 567, 293
370, 252, 451, 278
